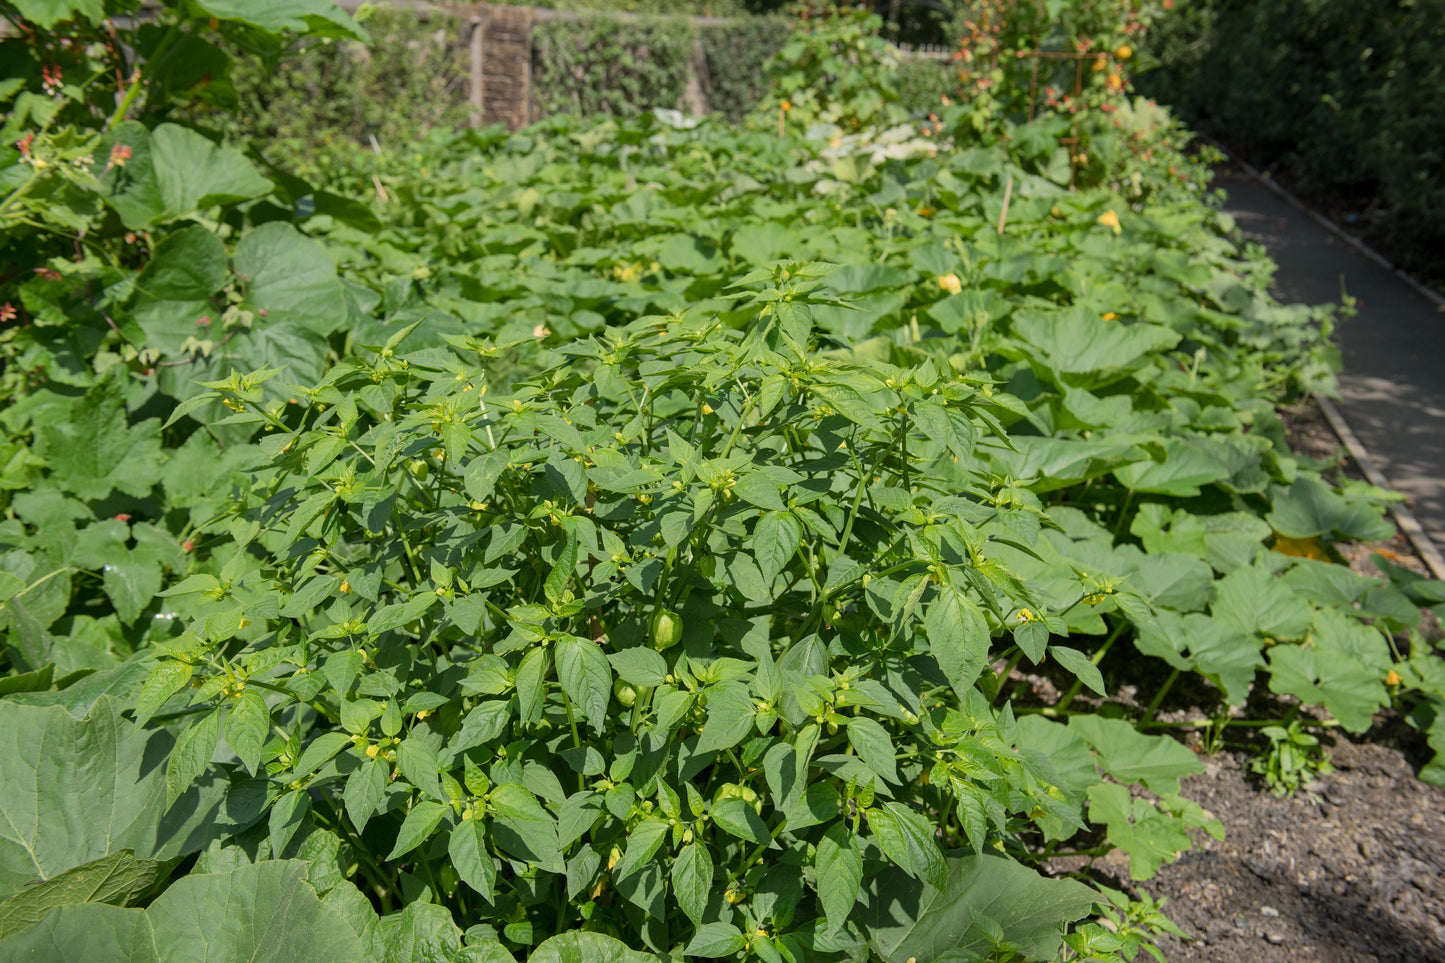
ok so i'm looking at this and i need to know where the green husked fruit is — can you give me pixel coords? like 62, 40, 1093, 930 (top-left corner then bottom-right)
649, 608, 683, 650
613, 679, 639, 707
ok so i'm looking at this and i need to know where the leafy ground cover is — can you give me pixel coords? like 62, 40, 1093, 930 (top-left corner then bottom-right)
3, 2, 1445, 962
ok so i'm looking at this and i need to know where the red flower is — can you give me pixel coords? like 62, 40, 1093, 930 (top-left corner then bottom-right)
0, 303, 15, 323
108, 144, 132, 168
34, 267, 61, 281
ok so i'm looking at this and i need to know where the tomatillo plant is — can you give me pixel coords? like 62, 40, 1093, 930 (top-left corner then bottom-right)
135, 272, 1212, 959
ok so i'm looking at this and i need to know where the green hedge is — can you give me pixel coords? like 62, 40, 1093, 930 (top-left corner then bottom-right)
698, 17, 789, 123
531, 17, 695, 118
199, 6, 470, 150
1141, 0, 1445, 282
531, 13, 790, 122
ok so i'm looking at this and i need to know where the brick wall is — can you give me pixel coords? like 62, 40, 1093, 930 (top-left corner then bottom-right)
478, 6, 538, 129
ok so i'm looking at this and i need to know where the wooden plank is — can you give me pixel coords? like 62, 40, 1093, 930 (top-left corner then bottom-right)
1315, 394, 1445, 579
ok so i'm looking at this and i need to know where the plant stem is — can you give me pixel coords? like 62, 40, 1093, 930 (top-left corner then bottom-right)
1140, 667, 1179, 724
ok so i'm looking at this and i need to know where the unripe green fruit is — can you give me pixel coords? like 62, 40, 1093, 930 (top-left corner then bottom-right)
614, 679, 639, 707
650, 608, 683, 650
407, 459, 429, 481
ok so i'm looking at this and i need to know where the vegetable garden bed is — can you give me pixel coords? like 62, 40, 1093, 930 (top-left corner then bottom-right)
3, 3, 1445, 961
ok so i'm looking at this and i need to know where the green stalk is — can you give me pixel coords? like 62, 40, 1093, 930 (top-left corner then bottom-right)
1140, 667, 1180, 724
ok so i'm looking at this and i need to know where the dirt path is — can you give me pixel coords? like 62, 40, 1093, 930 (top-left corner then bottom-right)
1213, 171, 1445, 552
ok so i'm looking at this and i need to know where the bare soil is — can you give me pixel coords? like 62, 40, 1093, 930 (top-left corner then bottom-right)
1140, 731, 1445, 963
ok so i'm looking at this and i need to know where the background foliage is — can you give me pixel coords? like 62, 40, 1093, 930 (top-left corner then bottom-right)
1140, 0, 1445, 283
531, 16, 695, 119
196, 5, 471, 151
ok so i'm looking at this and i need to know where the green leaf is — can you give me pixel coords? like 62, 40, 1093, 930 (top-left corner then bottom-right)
1086, 783, 1192, 879
1266, 644, 1387, 733
269, 789, 310, 857
372, 900, 474, 962
867, 802, 946, 890
695, 682, 756, 754
1048, 646, 1106, 696
545, 533, 579, 605
554, 636, 611, 734
165, 708, 220, 808
859, 853, 1097, 963
846, 717, 898, 784
489, 784, 562, 873
396, 738, 444, 800
293, 732, 352, 779
448, 819, 497, 901
924, 588, 990, 701
102, 123, 272, 229
387, 801, 447, 860
709, 798, 769, 844
37, 371, 165, 501
133, 224, 228, 304
12, 0, 105, 29
133, 662, 193, 728
607, 648, 668, 688
342, 759, 388, 831
464, 450, 511, 504
234, 222, 345, 337
683, 922, 746, 958
1068, 715, 1202, 795
754, 512, 803, 582
530, 931, 654, 963
1212, 564, 1313, 640
0, 861, 367, 962
671, 841, 713, 926
224, 690, 269, 775
815, 823, 863, 933
0, 850, 161, 940
189, 0, 366, 40
1113, 437, 1234, 497
735, 472, 787, 511
1012, 306, 1180, 375
1267, 476, 1395, 542
612, 818, 668, 882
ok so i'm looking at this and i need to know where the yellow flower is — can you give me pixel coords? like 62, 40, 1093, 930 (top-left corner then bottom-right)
1102, 312, 1118, 321
1092, 56, 1107, 72
780, 100, 792, 112
1106, 72, 1124, 92
1017, 608, 1037, 624
937, 273, 962, 295
1115, 44, 1133, 60
1385, 670, 1403, 687
1097, 209, 1121, 234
